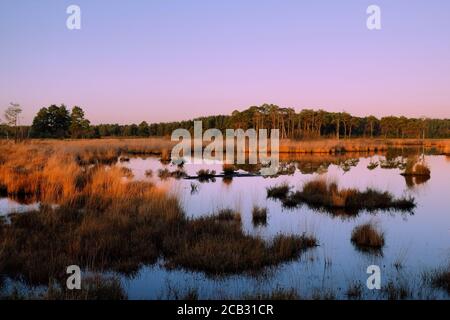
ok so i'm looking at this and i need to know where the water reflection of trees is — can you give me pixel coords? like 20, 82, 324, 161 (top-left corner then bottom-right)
150, 148, 438, 183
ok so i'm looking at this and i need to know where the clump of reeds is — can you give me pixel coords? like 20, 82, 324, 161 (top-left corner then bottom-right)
346, 282, 363, 300
271, 234, 318, 261
157, 168, 187, 180
252, 206, 268, 226
196, 169, 217, 182
165, 217, 317, 275
350, 222, 385, 251
276, 178, 415, 214
275, 162, 296, 176
197, 169, 216, 177
382, 280, 411, 300
215, 209, 241, 222
367, 161, 379, 170
222, 164, 236, 176
426, 266, 450, 294
380, 157, 406, 170
311, 289, 336, 300
158, 168, 172, 180
0, 148, 83, 203
401, 156, 431, 177
171, 168, 187, 179
145, 169, 153, 177
266, 183, 290, 200
119, 167, 134, 178
76, 150, 120, 165
339, 158, 359, 172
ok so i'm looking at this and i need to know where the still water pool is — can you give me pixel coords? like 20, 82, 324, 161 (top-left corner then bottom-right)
113, 153, 450, 299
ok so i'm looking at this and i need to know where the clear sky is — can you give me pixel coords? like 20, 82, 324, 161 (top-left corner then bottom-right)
1, 0, 450, 125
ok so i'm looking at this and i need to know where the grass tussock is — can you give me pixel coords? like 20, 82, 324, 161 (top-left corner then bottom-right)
351, 222, 385, 251
274, 178, 415, 214
157, 168, 186, 180
425, 267, 450, 294
402, 156, 431, 177
161, 284, 199, 300
311, 289, 336, 300
222, 164, 236, 175
164, 219, 317, 275
252, 206, 268, 226
410, 163, 430, 176
145, 169, 153, 177
215, 209, 241, 222
382, 280, 411, 300
266, 183, 291, 200
196, 169, 216, 177
195, 169, 217, 182
346, 282, 363, 300
367, 161, 379, 170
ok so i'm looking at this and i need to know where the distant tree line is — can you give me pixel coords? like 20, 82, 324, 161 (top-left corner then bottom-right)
94, 104, 450, 139
1, 103, 450, 139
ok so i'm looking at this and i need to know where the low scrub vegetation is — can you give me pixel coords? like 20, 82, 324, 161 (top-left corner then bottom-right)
382, 280, 411, 300
165, 220, 317, 275
196, 169, 217, 182
350, 222, 385, 252
252, 206, 268, 226
271, 178, 415, 215
346, 282, 363, 299
0, 143, 319, 288
266, 183, 291, 200
222, 164, 236, 176
401, 156, 431, 177
215, 209, 241, 222
157, 168, 186, 180
424, 266, 450, 294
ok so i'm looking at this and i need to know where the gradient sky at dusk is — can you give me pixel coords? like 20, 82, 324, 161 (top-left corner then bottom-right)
1, 0, 450, 124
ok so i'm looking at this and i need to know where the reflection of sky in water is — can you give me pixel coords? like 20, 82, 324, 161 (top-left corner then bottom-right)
115, 155, 450, 299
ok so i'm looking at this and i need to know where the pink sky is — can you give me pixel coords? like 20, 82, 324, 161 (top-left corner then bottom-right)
1, 0, 449, 125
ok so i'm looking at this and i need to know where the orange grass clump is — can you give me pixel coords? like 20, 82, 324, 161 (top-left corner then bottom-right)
351, 222, 385, 251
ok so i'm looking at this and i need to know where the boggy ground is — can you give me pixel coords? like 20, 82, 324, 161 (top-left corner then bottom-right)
0, 141, 317, 298
0, 139, 448, 300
